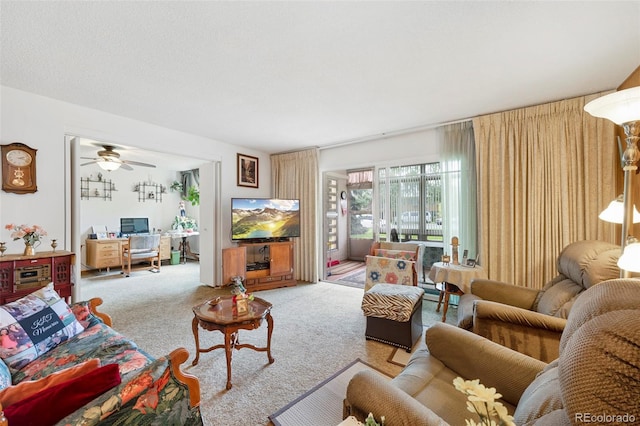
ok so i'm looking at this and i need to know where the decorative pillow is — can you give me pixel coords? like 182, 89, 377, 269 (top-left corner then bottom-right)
0, 283, 85, 372
0, 359, 10, 390
0, 358, 100, 408
3, 363, 121, 426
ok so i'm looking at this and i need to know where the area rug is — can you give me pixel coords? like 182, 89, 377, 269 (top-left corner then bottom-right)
269, 359, 390, 426
327, 260, 365, 276
331, 268, 366, 289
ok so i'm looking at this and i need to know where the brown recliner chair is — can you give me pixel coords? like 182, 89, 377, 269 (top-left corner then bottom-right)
456, 240, 620, 362
344, 278, 640, 425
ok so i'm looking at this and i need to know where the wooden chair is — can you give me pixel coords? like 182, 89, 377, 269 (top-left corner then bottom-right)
121, 235, 161, 277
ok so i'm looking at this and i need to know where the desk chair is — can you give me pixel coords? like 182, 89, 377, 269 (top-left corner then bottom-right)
121, 235, 161, 277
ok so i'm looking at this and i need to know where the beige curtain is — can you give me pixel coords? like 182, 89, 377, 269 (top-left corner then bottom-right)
473, 93, 618, 289
271, 148, 319, 282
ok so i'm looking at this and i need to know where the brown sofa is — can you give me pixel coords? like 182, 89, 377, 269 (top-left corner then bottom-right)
343, 278, 640, 425
456, 240, 619, 362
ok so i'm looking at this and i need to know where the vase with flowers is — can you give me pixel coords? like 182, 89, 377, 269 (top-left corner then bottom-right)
453, 377, 515, 426
5, 224, 47, 256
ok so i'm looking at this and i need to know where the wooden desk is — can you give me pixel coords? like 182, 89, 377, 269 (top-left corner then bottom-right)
429, 262, 487, 322
85, 236, 171, 271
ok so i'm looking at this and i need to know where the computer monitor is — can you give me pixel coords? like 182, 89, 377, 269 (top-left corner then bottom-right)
120, 217, 150, 235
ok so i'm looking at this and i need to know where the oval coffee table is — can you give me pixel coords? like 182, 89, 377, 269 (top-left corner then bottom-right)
191, 295, 274, 389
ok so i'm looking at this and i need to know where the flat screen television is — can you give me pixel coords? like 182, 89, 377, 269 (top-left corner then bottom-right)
231, 198, 300, 241
120, 217, 150, 235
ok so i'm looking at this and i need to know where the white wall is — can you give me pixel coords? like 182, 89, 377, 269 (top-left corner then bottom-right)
0, 86, 271, 293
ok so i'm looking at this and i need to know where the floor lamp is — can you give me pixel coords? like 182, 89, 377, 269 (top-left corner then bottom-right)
584, 86, 640, 277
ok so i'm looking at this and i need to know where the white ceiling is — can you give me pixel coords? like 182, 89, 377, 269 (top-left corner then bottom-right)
2, 1, 640, 158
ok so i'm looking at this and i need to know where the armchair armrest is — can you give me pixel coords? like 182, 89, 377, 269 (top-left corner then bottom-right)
472, 301, 567, 363
426, 322, 546, 406
88, 297, 113, 327
470, 279, 539, 310
344, 370, 448, 426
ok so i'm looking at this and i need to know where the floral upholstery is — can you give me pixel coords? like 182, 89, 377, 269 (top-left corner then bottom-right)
4, 299, 203, 426
364, 255, 416, 292
373, 249, 416, 261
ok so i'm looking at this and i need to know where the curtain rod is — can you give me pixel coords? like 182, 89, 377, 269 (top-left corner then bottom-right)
317, 117, 473, 151
272, 117, 473, 155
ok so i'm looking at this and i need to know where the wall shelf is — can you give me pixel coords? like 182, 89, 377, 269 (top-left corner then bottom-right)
81, 177, 116, 201
134, 182, 166, 203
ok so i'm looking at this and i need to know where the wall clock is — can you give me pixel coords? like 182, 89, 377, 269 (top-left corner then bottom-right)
340, 190, 347, 200
1, 142, 38, 194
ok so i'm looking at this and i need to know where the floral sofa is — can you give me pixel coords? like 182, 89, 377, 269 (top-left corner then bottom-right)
0, 284, 202, 425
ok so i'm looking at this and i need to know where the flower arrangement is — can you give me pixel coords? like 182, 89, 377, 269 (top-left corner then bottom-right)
172, 216, 197, 231
453, 377, 515, 426
5, 223, 47, 246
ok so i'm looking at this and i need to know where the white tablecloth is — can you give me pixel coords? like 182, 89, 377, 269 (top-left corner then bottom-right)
428, 261, 487, 294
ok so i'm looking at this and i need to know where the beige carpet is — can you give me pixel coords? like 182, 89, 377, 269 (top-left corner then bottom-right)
80, 263, 455, 426
268, 359, 390, 426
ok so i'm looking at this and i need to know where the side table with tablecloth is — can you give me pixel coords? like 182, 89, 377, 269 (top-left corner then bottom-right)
428, 262, 487, 322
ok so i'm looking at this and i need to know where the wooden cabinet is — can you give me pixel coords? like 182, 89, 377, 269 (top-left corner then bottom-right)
222, 241, 296, 291
86, 236, 171, 270
86, 239, 123, 270
0, 251, 74, 304
159, 236, 171, 261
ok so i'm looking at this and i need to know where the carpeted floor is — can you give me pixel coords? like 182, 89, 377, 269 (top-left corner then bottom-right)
80, 263, 455, 426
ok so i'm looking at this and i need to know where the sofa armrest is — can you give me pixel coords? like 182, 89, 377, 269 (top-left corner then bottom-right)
472, 300, 567, 363
426, 322, 546, 406
168, 347, 201, 408
344, 370, 448, 426
470, 279, 539, 310
88, 297, 113, 327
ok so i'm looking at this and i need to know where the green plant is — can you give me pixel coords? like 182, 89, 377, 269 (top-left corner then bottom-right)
170, 181, 183, 192
183, 185, 200, 206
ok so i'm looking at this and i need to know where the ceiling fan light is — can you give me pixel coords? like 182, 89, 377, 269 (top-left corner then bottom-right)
98, 161, 121, 171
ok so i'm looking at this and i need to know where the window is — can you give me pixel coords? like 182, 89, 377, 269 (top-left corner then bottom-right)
378, 162, 443, 241
347, 169, 374, 240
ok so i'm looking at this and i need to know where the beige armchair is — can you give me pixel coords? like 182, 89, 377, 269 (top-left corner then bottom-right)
344, 279, 640, 425
456, 240, 619, 362
121, 235, 161, 277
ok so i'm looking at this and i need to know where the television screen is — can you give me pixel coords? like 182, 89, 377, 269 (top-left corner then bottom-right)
232, 198, 300, 241
120, 217, 150, 235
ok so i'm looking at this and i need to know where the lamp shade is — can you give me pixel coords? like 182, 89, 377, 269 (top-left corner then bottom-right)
584, 86, 640, 125
598, 196, 640, 224
97, 160, 121, 171
617, 242, 640, 272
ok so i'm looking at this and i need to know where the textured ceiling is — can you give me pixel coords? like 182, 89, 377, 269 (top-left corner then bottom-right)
2, 1, 640, 156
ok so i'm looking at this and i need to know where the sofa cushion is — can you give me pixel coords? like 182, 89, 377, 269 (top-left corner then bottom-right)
4, 363, 121, 425
513, 361, 564, 424
0, 283, 85, 372
555, 240, 619, 290
11, 321, 153, 384
535, 278, 582, 318
0, 359, 10, 390
70, 300, 105, 329
0, 358, 100, 408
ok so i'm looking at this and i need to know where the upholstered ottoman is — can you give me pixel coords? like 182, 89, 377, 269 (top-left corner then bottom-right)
361, 284, 425, 352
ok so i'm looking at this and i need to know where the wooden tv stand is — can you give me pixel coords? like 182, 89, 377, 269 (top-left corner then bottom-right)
222, 240, 296, 291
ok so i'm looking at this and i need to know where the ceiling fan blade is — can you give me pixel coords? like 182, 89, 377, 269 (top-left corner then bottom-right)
80, 156, 99, 160
80, 160, 100, 166
122, 160, 156, 168
120, 163, 134, 171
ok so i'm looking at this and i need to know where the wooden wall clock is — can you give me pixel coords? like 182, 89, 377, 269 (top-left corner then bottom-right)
1, 142, 38, 194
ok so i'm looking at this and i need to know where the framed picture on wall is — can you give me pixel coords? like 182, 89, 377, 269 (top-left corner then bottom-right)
237, 153, 259, 188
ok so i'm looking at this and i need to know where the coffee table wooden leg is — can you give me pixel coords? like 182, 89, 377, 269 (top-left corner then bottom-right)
266, 312, 275, 364
191, 317, 201, 366
224, 330, 233, 390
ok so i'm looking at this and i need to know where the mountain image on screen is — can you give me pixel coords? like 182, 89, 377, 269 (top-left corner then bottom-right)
232, 199, 300, 240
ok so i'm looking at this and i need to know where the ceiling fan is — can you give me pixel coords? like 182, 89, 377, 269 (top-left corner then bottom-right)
80, 145, 156, 171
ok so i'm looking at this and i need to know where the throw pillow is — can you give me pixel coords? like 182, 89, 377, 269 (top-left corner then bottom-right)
0, 283, 85, 372
0, 359, 10, 390
3, 363, 121, 425
70, 300, 104, 329
0, 358, 101, 408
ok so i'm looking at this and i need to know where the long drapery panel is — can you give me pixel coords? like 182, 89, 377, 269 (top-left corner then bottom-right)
439, 121, 478, 260
473, 93, 618, 289
271, 148, 319, 283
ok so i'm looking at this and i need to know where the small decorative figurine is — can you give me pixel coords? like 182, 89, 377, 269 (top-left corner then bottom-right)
451, 236, 459, 265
